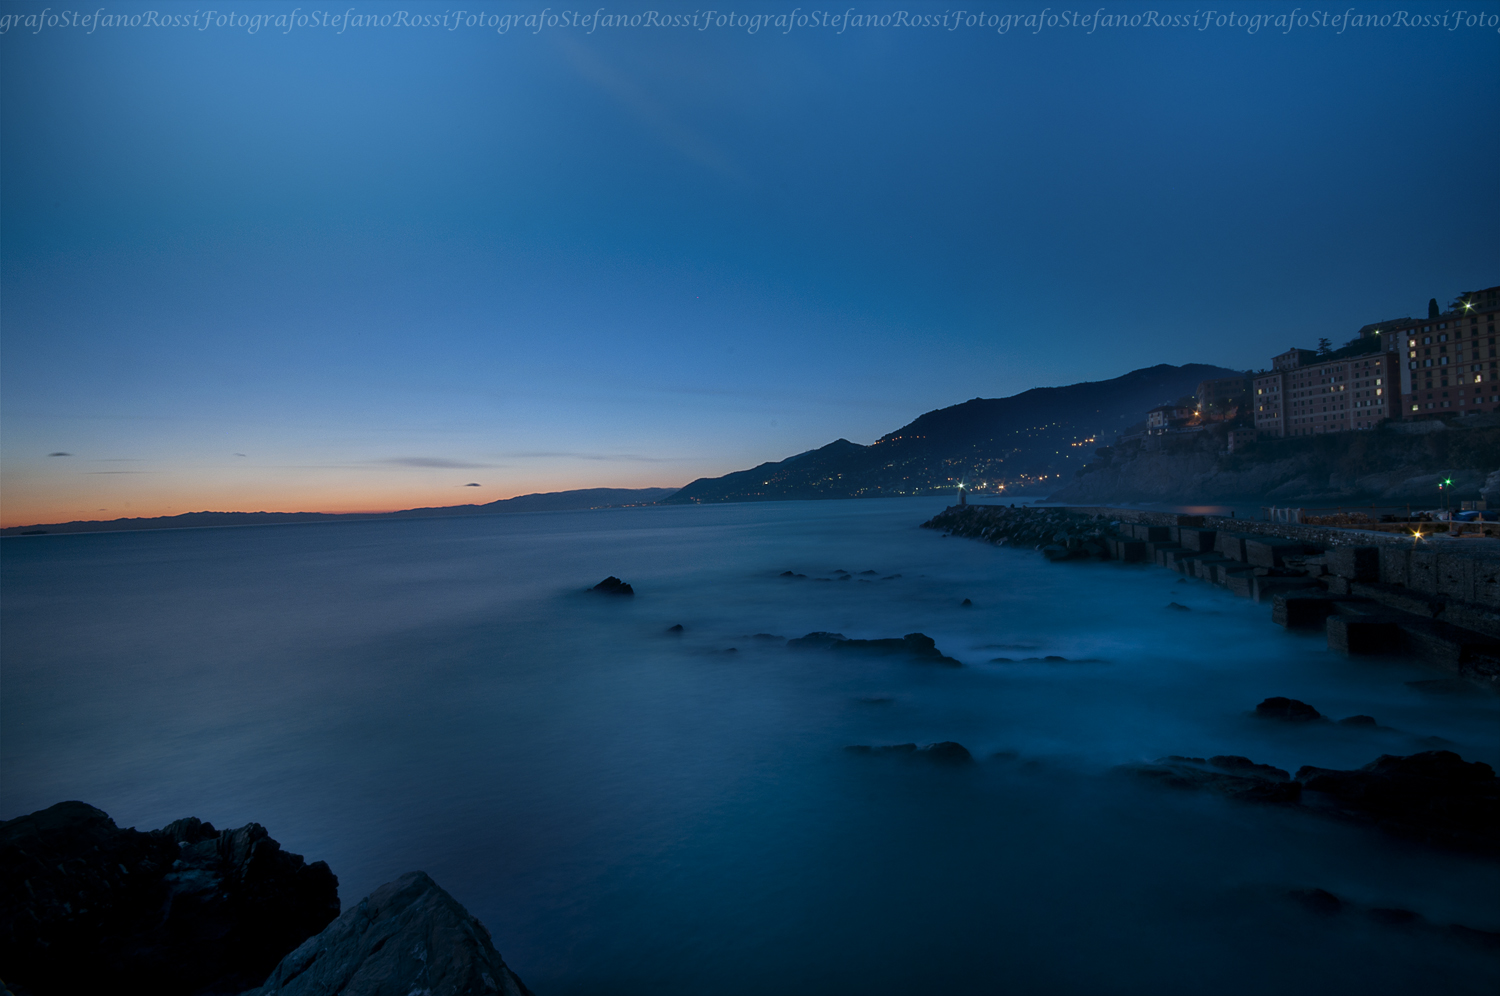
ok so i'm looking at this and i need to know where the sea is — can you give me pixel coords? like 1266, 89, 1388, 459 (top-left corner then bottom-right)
3, 497, 1498, 995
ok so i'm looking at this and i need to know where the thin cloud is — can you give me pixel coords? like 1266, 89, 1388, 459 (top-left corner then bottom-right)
47, 452, 71, 457
462, 482, 482, 487
506, 451, 689, 463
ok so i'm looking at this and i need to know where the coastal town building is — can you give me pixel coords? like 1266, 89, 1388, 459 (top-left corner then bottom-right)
1394, 285, 1500, 417
1172, 284, 1499, 440
1248, 284, 1499, 435
1146, 403, 1193, 434
1256, 339, 1394, 437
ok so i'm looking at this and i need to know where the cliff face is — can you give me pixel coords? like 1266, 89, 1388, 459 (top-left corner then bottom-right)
1050, 420, 1500, 505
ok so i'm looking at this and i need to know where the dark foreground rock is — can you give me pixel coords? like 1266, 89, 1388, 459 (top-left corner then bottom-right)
0, 801, 338, 996
844, 742, 973, 763
1295, 750, 1500, 855
245, 871, 532, 996
590, 576, 634, 596
787, 631, 961, 666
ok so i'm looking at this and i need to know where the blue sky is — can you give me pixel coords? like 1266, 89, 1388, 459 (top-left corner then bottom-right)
3, 3, 1498, 523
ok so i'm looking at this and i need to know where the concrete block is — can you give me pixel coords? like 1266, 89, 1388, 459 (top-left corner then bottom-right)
1408, 550, 1439, 595
1225, 574, 1254, 598
1253, 576, 1323, 603
1442, 602, 1500, 641
1175, 515, 1205, 527
1215, 563, 1255, 585
1215, 533, 1252, 561
1436, 555, 1475, 603
1346, 581, 1444, 618
1325, 577, 1351, 595
1397, 618, 1500, 674
1117, 540, 1148, 563
1379, 546, 1410, 587
1327, 615, 1403, 655
1150, 543, 1182, 566
1327, 547, 1379, 582
1133, 524, 1171, 542
1273, 592, 1370, 628
1473, 558, 1500, 608
1178, 528, 1218, 553
1246, 538, 1314, 569
1193, 556, 1229, 581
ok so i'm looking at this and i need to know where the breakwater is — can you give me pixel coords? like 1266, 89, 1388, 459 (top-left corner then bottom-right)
923, 504, 1500, 683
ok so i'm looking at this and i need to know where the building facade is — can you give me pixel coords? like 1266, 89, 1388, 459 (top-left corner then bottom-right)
1253, 342, 1395, 437
1146, 403, 1193, 433
1394, 286, 1500, 417
1250, 284, 1499, 435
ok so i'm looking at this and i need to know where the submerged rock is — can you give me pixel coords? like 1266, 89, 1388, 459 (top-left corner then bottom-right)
1122, 755, 1301, 805
1255, 697, 1324, 722
590, 576, 634, 596
1295, 750, 1500, 855
844, 742, 973, 763
245, 871, 532, 996
1288, 888, 1343, 915
788, 632, 961, 666
0, 801, 338, 996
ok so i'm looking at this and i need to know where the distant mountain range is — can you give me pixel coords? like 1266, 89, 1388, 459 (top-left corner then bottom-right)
0, 487, 678, 536
664, 363, 1238, 503
4, 363, 1236, 533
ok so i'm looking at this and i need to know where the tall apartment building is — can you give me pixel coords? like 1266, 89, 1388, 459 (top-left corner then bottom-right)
1253, 341, 1395, 437
1393, 285, 1500, 417
1252, 284, 1498, 435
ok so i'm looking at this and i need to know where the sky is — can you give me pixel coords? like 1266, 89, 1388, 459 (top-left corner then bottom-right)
3, 2, 1498, 526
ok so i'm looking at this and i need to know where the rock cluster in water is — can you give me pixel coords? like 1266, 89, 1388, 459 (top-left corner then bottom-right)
1125, 749, 1499, 855
787, 631, 962, 666
590, 576, 635, 596
923, 505, 1113, 561
844, 742, 974, 763
0, 801, 339, 996
1254, 696, 1324, 722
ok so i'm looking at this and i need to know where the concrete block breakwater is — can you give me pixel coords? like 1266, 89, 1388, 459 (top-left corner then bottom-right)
922, 504, 1500, 683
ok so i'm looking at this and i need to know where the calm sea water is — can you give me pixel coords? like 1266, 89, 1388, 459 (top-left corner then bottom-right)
3, 498, 1498, 995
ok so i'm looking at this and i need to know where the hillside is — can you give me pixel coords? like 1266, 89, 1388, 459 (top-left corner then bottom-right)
1050, 416, 1500, 506
664, 363, 1238, 503
1, 487, 678, 536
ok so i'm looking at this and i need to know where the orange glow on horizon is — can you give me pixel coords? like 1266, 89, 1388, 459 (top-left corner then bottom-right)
0, 472, 687, 530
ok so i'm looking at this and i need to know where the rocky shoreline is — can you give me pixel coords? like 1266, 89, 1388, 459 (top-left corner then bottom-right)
917, 504, 1500, 859
923, 503, 1500, 683
0, 803, 530, 996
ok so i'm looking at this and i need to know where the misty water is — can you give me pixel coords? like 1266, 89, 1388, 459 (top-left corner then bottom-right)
3, 497, 1498, 994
